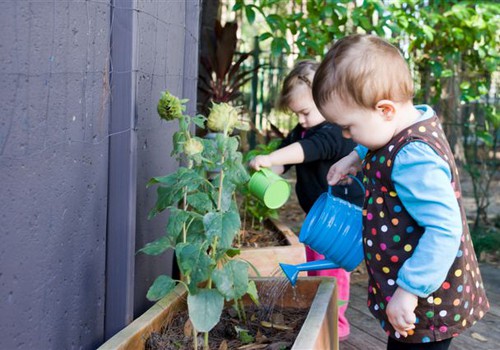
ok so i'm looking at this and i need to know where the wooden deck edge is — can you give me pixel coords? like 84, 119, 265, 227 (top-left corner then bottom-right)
293, 277, 339, 350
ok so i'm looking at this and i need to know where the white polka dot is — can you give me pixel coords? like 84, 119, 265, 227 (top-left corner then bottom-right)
374, 304, 379, 310
395, 332, 401, 339
367, 240, 373, 247
381, 225, 388, 232
388, 279, 395, 286
427, 296, 434, 304
389, 145, 394, 152
439, 310, 447, 317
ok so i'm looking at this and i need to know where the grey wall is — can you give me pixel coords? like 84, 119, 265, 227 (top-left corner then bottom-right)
133, 0, 200, 318
0, 0, 200, 349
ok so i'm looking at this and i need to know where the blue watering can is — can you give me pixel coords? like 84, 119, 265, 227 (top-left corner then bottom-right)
280, 175, 364, 286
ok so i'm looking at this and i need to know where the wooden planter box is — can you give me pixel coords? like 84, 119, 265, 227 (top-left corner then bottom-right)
97, 277, 339, 350
240, 218, 307, 277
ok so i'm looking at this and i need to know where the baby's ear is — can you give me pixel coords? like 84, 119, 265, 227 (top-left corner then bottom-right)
375, 100, 396, 120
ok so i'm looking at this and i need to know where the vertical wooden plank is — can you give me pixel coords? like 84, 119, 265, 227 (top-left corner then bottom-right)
105, 0, 137, 340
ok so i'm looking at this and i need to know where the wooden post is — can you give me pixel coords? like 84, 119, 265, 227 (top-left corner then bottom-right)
105, 0, 137, 340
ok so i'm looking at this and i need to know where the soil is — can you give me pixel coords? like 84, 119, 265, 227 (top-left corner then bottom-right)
146, 305, 307, 350
235, 219, 288, 249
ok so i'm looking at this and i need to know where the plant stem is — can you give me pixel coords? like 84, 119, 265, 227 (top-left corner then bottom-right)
217, 155, 225, 211
183, 188, 188, 243
204, 331, 209, 350
239, 298, 247, 322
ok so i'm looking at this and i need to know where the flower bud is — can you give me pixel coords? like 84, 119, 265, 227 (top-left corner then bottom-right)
184, 138, 204, 156
207, 102, 239, 133
157, 91, 185, 121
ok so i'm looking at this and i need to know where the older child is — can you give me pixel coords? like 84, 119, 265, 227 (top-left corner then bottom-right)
249, 60, 364, 340
312, 34, 489, 350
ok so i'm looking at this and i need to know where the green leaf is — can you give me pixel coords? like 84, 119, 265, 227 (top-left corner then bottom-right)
166, 208, 192, 243
441, 69, 453, 78
246, 280, 260, 306
187, 192, 213, 213
270, 37, 284, 57
266, 14, 285, 32
204, 210, 241, 249
225, 248, 241, 258
232, 1, 242, 11
147, 185, 181, 219
192, 114, 207, 129
187, 289, 224, 332
323, 6, 333, 18
359, 16, 371, 30
147, 172, 178, 188
259, 32, 273, 41
171, 131, 186, 156
422, 25, 434, 41
212, 260, 249, 300
146, 275, 176, 301
245, 6, 256, 24
476, 131, 493, 147
236, 327, 254, 344
460, 81, 471, 90
186, 218, 206, 244
176, 242, 213, 291
138, 235, 172, 256
148, 167, 206, 218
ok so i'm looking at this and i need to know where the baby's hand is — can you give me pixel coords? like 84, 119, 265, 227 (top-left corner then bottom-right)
386, 287, 418, 337
249, 155, 273, 171
327, 151, 362, 185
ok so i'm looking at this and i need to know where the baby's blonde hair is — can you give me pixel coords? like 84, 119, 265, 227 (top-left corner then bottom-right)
313, 34, 414, 111
277, 60, 319, 111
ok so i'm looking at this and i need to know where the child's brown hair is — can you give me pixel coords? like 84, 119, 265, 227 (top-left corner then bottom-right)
277, 60, 319, 111
312, 34, 414, 111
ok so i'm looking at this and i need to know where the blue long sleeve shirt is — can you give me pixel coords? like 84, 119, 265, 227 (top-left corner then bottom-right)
355, 105, 462, 297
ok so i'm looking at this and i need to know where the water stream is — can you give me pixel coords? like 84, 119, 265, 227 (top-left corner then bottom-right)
255, 266, 296, 322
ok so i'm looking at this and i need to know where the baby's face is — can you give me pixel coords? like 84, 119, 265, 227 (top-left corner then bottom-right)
320, 98, 396, 150
288, 84, 325, 129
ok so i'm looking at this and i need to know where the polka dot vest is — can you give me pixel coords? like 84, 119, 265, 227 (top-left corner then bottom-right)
362, 115, 489, 343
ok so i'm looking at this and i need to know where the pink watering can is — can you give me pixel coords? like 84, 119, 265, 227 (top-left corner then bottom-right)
280, 175, 364, 286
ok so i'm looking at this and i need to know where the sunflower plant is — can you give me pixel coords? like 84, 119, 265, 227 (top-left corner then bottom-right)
141, 91, 257, 350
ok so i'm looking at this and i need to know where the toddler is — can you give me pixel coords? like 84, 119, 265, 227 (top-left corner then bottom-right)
312, 34, 489, 350
249, 60, 364, 341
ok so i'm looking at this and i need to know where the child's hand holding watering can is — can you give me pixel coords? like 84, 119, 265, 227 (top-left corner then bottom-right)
326, 150, 363, 186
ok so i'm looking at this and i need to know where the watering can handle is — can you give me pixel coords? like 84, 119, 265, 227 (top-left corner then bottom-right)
328, 174, 364, 195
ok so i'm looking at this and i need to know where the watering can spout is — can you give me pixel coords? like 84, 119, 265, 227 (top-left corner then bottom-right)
279, 260, 340, 286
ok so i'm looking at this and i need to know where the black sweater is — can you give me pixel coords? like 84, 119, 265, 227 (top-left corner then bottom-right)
280, 121, 364, 213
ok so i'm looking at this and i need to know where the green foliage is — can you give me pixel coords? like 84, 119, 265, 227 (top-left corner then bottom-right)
187, 289, 225, 332
232, 0, 499, 226
147, 275, 176, 301
141, 92, 259, 346
471, 224, 500, 257
463, 104, 499, 227
235, 326, 255, 344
